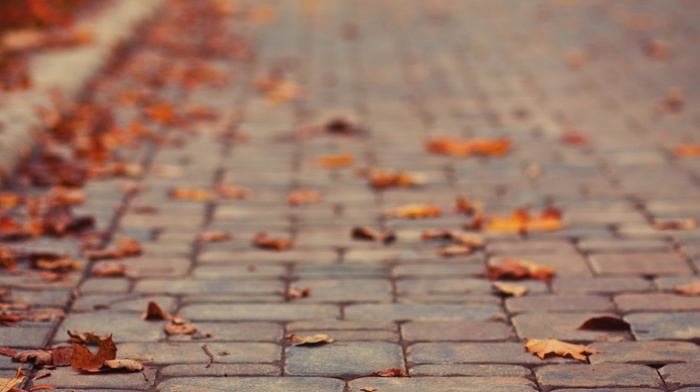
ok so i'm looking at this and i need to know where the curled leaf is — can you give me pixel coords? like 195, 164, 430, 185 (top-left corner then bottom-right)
286, 333, 334, 346
385, 204, 441, 219
674, 280, 700, 296
491, 282, 529, 297
252, 232, 292, 251
486, 259, 555, 283
141, 302, 171, 321
363, 368, 409, 377
312, 153, 353, 168
286, 287, 311, 300
578, 316, 631, 331
524, 338, 601, 362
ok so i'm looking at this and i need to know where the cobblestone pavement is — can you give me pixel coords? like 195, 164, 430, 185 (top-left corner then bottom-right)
2, 0, 700, 391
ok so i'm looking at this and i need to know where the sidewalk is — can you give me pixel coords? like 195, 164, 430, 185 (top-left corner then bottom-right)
2, 0, 700, 391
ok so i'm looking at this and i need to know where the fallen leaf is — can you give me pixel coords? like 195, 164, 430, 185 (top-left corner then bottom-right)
455, 196, 482, 214
145, 102, 175, 124
421, 230, 484, 248
91, 262, 127, 277
491, 282, 529, 297
164, 322, 198, 336
84, 237, 142, 261
30, 385, 57, 391
141, 302, 171, 321
524, 338, 601, 362
31, 373, 50, 382
365, 170, 425, 190
363, 368, 409, 377
385, 204, 441, 219
288, 190, 321, 206
578, 316, 631, 331
351, 227, 396, 245
0, 312, 23, 327
562, 132, 589, 146
674, 280, 700, 296
0, 348, 17, 358
565, 48, 587, 68
324, 117, 363, 135
0, 367, 24, 392
437, 245, 473, 257
170, 188, 212, 201
286, 333, 334, 346
673, 145, 700, 158
198, 231, 232, 242
50, 347, 73, 367
33, 257, 82, 273
252, 232, 292, 251
312, 153, 353, 168
486, 259, 556, 283
286, 287, 311, 300
424, 137, 510, 157
645, 38, 670, 60
0, 192, 21, 208
68, 330, 109, 345
13, 350, 52, 366
101, 359, 143, 371
485, 208, 566, 233
70, 335, 117, 372
651, 218, 696, 230
658, 87, 684, 114
361, 388, 378, 392
216, 184, 252, 199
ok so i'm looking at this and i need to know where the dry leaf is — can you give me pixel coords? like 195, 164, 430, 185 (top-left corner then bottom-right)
288, 190, 321, 206
50, 347, 73, 367
673, 145, 700, 158
170, 188, 212, 201
486, 259, 556, 283
198, 231, 232, 242
424, 137, 510, 157
13, 350, 52, 366
492, 282, 529, 297
385, 204, 441, 219
30, 385, 57, 391
0, 312, 23, 327
658, 87, 684, 114
524, 338, 601, 362
351, 227, 396, 245
565, 48, 587, 68
91, 262, 126, 277
33, 257, 81, 273
456, 196, 482, 214
164, 322, 198, 336
286, 333, 334, 346
437, 245, 473, 257
0, 367, 24, 392
312, 153, 353, 168
421, 230, 484, 247
85, 237, 142, 261
562, 132, 589, 146
578, 316, 630, 331
674, 280, 700, 296
286, 287, 311, 300
70, 335, 117, 372
360, 388, 378, 392
485, 208, 566, 234
101, 359, 143, 371
645, 38, 670, 60
67, 331, 109, 345
217, 184, 252, 199
365, 170, 425, 190
364, 368, 409, 377
141, 302, 171, 321
651, 218, 696, 230
0, 192, 21, 209
252, 232, 292, 251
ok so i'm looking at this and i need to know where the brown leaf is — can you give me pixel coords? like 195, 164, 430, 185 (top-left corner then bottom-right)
324, 117, 363, 135
13, 350, 52, 366
286, 333, 334, 346
164, 322, 198, 336
674, 280, 700, 296
198, 231, 232, 243
0, 366, 24, 392
286, 287, 311, 300
70, 335, 117, 372
0, 312, 23, 327
562, 131, 589, 146
91, 262, 127, 277
385, 204, 441, 219
565, 48, 587, 68
651, 218, 696, 230
365, 170, 425, 190
30, 385, 57, 391
0, 348, 17, 358
288, 190, 321, 206
424, 137, 510, 157
486, 259, 556, 283
645, 38, 670, 60
364, 368, 409, 377
524, 338, 601, 362
252, 232, 292, 251
491, 282, 529, 297
141, 302, 171, 321
421, 230, 484, 248
170, 188, 212, 201
85, 237, 142, 261
456, 196, 482, 215
50, 347, 73, 367
673, 145, 700, 158
101, 359, 143, 371
360, 388, 378, 392
578, 316, 631, 331
217, 184, 252, 199
67, 330, 109, 345
351, 227, 396, 245
437, 245, 473, 257
312, 153, 353, 168
658, 87, 684, 114
32, 257, 82, 273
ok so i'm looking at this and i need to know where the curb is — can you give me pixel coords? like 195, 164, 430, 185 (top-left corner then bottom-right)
0, 0, 165, 183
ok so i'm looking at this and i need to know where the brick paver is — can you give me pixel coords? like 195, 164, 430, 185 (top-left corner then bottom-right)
2, 0, 700, 390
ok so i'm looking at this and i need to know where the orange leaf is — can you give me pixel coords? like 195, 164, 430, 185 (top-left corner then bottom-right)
145, 103, 175, 124
365, 170, 425, 190
651, 218, 696, 230
198, 231, 232, 242
491, 282, 529, 297
171, 188, 212, 201
91, 262, 126, 277
288, 190, 321, 206
437, 245, 473, 257
70, 335, 117, 372
424, 137, 510, 157
312, 153, 353, 168
455, 196, 482, 214
351, 227, 396, 245
141, 301, 171, 321
363, 368, 409, 377
0, 192, 21, 208
674, 280, 700, 296
385, 204, 441, 219
217, 184, 252, 199
524, 338, 601, 362
286, 287, 312, 299
0, 366, 25, 392
486, 259, 555, 283
286, 333, 334, 346
30, 385, 57, 391
252, 232, 292, 251
673, 145, 700, 158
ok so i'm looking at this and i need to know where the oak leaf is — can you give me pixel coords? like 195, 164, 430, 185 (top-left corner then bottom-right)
578, 316, 630, 331
70, 335, 117, 372
491, 282, 529, 297
524, 338, 601, 362
141, 302, 171, 321
486, 259, 555, 283
286, 333, 334, 346
252, 232, 292, 251
674, 280, 700, 296
385, 204, 441, 219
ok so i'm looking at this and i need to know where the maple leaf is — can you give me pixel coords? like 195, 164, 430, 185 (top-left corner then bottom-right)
252, 232, 292, 251
486, 259, 556, 283
673, 145, 700, 158
312, 153, 353, 168
198, 231, 232, 243
286, 333, 334, 346
288, 190, 321, 206
491, 282, 529, 297
0, 367, 24, 392
651, 218, 696, 230
70, 335, 117, 372
674, 280, 700, 296
524, 338, 601, 362
385, 204, 441, 219
578, 316, 630, 331
363, 368, 409, 377
141, 302, 171, 321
